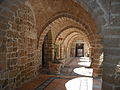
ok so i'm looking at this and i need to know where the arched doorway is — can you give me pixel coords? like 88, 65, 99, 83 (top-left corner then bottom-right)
75, 43, 84, 57
0, 0, 119, 90
38, 14, 103, 77
42, 30, 53, 68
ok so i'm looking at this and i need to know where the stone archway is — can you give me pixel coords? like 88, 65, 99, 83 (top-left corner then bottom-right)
38, 14, 103, 77
0, 0, 119, 90
67, 35, 90, 58
42, 30, 53, 67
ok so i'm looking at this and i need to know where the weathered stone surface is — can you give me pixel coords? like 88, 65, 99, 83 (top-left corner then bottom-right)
114, 86, 120, 90
111, 4, 120, 14
0, 2, 37, 89
0, 79, 8, 88
0, 0, 119, 90
9, 69, 18, 78
0, 53, 6, 61
0, 62, 7, 71
111, 16, 120, 26
102, 81, 113, 90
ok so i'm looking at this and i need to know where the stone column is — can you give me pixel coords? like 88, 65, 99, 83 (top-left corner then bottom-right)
52, 44, 55, 61
102, 0, 120, 89
91, 47, 103, 77
89, 47, 93, 61
102, 29, 120, 90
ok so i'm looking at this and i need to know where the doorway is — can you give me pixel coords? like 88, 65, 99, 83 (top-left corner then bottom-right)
76, 43, 84, 57
42, 31, 53, 68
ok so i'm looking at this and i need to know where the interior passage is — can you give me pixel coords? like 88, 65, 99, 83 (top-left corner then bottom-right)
17, 57, 102, 90
0, 0, 119, 90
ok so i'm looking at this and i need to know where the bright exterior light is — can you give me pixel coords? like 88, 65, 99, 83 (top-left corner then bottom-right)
65, 57, 93, 90
73, 67, 93, 77
65, 77, 93, 90
78, 62, 91, 67
79, 57, 90, 62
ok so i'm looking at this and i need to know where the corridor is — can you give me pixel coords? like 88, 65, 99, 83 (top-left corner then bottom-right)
0, 0, 120, 90
17, 57, 102, 90
61, 57, 92, 76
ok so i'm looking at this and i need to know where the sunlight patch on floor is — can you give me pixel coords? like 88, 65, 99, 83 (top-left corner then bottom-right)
78, 62, 91, 67
65, 57, 95, 90
65, 77, 93, 90
73, 67, 93, 76
79, 57, 90, 62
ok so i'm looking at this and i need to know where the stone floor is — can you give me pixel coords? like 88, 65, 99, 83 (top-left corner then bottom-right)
60, 57, 92, 76
16, 57, 102, 90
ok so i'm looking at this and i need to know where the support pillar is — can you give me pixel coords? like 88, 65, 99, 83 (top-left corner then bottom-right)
90, 47, 103, 77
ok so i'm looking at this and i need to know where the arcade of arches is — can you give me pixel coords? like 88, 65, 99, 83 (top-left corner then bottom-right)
0, 0, 120, 90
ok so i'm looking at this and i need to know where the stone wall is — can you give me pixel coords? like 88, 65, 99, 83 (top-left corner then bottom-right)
0, 0, 119, 90
75, 0, 120, 89
102, 0, 120, 90
42, 30, 53, 67
0, 2, 37, 89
